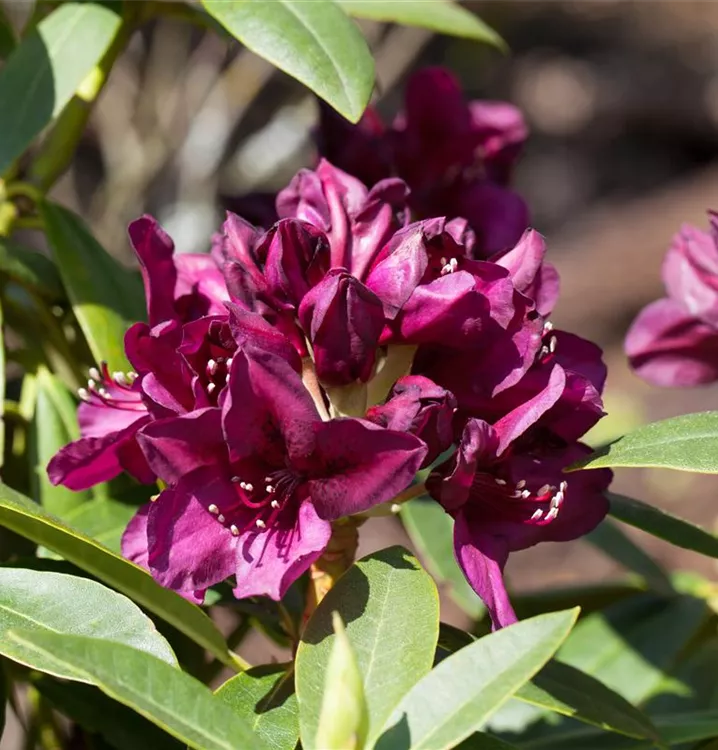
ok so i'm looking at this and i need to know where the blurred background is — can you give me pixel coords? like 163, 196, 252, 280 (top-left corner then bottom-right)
4, 0, 718, 688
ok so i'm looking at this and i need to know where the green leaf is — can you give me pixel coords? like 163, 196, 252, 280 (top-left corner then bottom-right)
586, 519, 673, 594
0, 481, 234, 667
60, 496, 137, 554
5, 631, 266, 750
0, 296, 4, 467
608, 491, 718, 559
0, 568, 176, 680
33, 676, 183, 750
201, 0, 375, 123
41, 201, 144, 371
296, 546, 439, 749
455, 734, 520, 750
216, 663, 298, 750
0, 241, 64, 302
29, 367, 90, 517
0, 659, 5, 737
557, 594, 708, 705
570, 411, 718, 473
335, 0, 505, 48
401, 497, 485, 619
374, 609, 579, 750
0, 2, 122, 176
0, 4, 16, 59
316, 612, 369, 750
515, 660, 662, 742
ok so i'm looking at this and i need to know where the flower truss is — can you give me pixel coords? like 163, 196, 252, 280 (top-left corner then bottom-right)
49, 70, 611, 629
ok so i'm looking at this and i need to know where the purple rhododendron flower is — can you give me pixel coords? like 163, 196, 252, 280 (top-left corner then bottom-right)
626, 212, 718, 386
317, 66, 530, 255
427, 365, 611, 629
123, 334, 426, 601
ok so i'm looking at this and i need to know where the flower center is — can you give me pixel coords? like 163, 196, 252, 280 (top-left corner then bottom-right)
77, 362, 143, 411
537, 320, 557, 364
473, 472, 566, 526
205, 356, 233, 397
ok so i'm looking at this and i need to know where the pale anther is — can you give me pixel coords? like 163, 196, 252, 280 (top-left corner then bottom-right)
231, 476, 240, 483
217, 514, 226, 523
89, 367, 101, 381
78, 388, 90, 401
549, 336, 557, 353
537, 484, 551, 496
516, 479, 526, 489
256, 519, 266, 529
545, 507, 559, 522
520, 489, 531, 499
208, 504, 219, 514
495, 477, 507, 485
207, 359, 217, 375
265, 485, 274, 494
559, 480, 568, 492
245, 483, 254, 492
128, 372, 138, 381
87, 379, 97, 389
270, 500, 280, 509
230, 525, 239, 536
207, 383, 216, 394
226, 357, 233, 368
530, 509, 544, 521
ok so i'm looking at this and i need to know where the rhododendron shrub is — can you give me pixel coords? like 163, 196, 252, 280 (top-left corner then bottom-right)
2, 5, 718, 750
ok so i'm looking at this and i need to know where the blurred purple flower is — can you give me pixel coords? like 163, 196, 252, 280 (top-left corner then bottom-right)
626, 213, 718, 386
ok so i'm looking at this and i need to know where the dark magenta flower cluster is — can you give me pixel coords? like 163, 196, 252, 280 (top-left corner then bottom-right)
48, 69, 611, 628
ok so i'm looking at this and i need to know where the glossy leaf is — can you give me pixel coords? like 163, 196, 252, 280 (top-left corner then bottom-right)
61, 496, 136, 554
41, 201, 144, 371
5, 631, 265, 750
201, 0, 374, 123
0, 481, 233, 666
586, 519, 673, 594
296, 546, 439, 749
571, 411, 718, 473
0, 241, 64, 301
515, 660, 662, 742
557, 594, 708, 705
216, 664, 299, 750
0, 296, 4, 467
0, 2, 122, 175
0, 568, 176, 680
401, 497, 485, 619
608, 491, 718, 559
315, 612, 369, 750
374, 609, 579, 750
34, 676, 183, 750
29, 367, 90, 517
336, 0, 505, 47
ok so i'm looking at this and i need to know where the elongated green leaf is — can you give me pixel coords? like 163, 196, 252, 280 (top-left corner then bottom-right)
0, 4, 16, 58
336, 0, 504, 47
316, 612, 369, 750
557, 594, 708, 705
61, 496, 136, 553
608, 491, 718, 559
571, 411, 718, 473
0, 296, 4, 468
0, 482, 233, 666
41, 201, 144, 371
515, 660, 661, 742
216, 664, 298, 750
520, 710, 718, 749
201, 0, 374, 122
6, 631, 265, 750
34, 676, 182, 750
0, 3, 122, 175
513, 582, 641, 622
375, 609, 579, 750
0, 241, 64, 301
296, 546, 440, 749
586, 519, 673, 594
30, 367, 89, 516
0, 658, 5, 737
401, 497, 485, 619
0, 568, 175, 681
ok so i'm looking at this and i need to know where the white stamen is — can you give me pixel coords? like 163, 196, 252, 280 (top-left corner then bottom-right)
255, 519, 266, 529
98, 388, 110, 398
537, 484, 552, 496
231, 476, 241, 483
244, 483, 254, 493
207, 359, 217, 375
521, 489, 531, 499
549, 336, 557, 353
217, 514, 226, 523
87, 379, 97, 390
391, 503, 402, 514
230, 524, 239, 536
530, 509, 544, 521
545, 506, 560, 522
150, 494, 159, 503
495, 477, 507, 485
113, 371, 128, 385
265, 485, 274, 494
271, 500, 280, 509
543, 320, 554, 332
78, 388, 90, 401
225, 357, 233, 368
89, 367, 101, 381
516, 479, 526, 490
128, 371, 138, 381
207, 382, 216, 394
559, 480, 568, 492
552, 491, 564, 508
539, 346, 549, 358
208, 504, 219, 514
